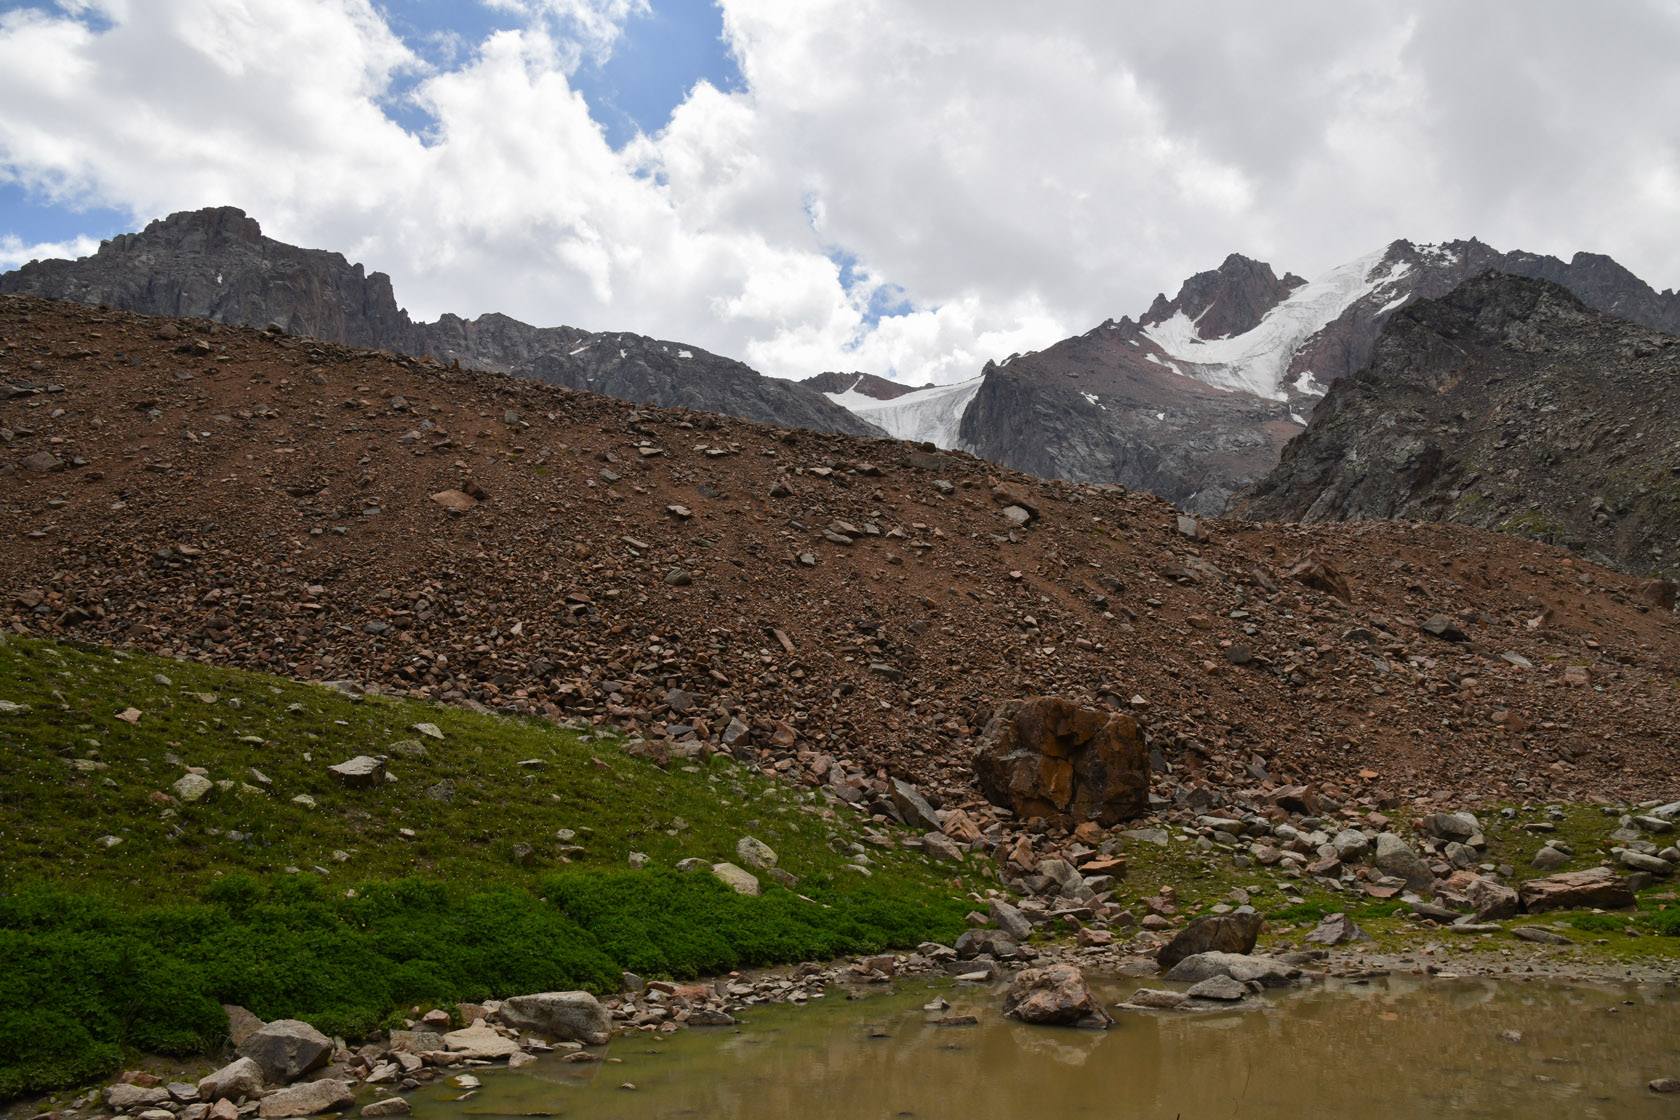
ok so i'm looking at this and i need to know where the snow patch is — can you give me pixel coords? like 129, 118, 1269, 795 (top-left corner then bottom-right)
1289, 411, 1307, 425
826, 376, 984, 449
677, 349, 693, 359
1145, 352, 1184, 375
568, 344, 591, 355
1378, 293, 1410, 315
1140, 249, 1411, 400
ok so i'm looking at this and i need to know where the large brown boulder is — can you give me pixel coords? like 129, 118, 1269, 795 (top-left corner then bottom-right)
972, 697, 1149, 826
1519, 867, 1636, 912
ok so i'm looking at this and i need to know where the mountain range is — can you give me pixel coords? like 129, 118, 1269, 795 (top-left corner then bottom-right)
809, 241, 1680, 513
6, 206, 1680, 521
0, 207, 882, 440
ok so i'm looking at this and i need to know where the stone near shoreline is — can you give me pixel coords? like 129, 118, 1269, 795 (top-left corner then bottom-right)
237, 1020, 332, 1085
256, 1079, 353, 1118
1156, 911, 1262, 968
197, 1057, 265, 1102
498, 991, 612, 1046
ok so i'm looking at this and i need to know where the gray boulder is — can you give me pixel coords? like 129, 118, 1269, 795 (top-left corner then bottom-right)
1304, 913, 1369, 945
1002, 963, 1111, 1027
198, 1057, 265, 1101
1374, 833, 1434, 891
711, 862, 760, 896
256, 1080, 353, 1118
891, 779, 942, 831
988, 898, 1034, 942
237, 1019, 333, 1084
498, 991, 612, 1046
1331, 829, 1371, 863
1466, 876, 1520, 921
1531, 844, 1571, 870
1156, 910, 1262, 969
734, 836, 777, 870
1163, 952, 1301, 987
1186, 975, 1249, 1001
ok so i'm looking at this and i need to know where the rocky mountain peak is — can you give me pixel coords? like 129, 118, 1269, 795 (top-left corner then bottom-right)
1231, 270, 1680, 579
799, 370, 927, 401
1140, 252, 1306, 340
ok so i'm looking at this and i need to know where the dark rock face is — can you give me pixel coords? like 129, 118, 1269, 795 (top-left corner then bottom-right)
956, 341, 1303, 515
973, 697, 1149, 827
1230, 272, 1680, 581
1140, 253, 1307, 340
799, 370, 929, 400
0, 207, 880, 438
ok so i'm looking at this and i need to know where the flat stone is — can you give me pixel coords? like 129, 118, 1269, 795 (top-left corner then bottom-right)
361, 1100, 411, 1118
1123, 987, 1188, 1010
1163, 952, 1301, 987
1186, 975, 1248, 1001
256, 1080, 353, 1118
441, 1025, 520, 1060
105, 1086, 170, 1111
1519, 867, 1636, 912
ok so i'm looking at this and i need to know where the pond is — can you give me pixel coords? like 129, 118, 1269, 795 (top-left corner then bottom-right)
409, 973, 1680, 1120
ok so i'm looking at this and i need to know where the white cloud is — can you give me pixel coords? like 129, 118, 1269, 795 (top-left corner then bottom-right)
0, 232, 102, 272
1, 0, 1678, 386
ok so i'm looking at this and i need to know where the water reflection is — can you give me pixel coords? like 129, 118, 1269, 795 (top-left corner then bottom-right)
415, 975, 1680, 1120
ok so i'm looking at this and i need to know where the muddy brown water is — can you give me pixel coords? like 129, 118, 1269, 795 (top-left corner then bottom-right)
413, 975, 1680, 1119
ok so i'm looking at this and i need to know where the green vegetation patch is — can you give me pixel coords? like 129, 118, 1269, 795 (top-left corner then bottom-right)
0, 636, 971, 1099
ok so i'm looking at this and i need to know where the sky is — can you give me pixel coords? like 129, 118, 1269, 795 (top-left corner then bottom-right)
1, 1, 1678, 386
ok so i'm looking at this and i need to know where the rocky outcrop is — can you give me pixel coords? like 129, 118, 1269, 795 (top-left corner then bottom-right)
973, 697, 1149, 827
0, 207, 881, 439
1230, 273, 1680, 581
1140, 253, 1307, 341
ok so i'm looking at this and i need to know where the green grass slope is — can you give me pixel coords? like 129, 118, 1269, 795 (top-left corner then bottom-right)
0, 635, 971, 1098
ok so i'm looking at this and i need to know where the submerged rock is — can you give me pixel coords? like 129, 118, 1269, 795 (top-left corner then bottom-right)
1163, 952, 1301, 987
